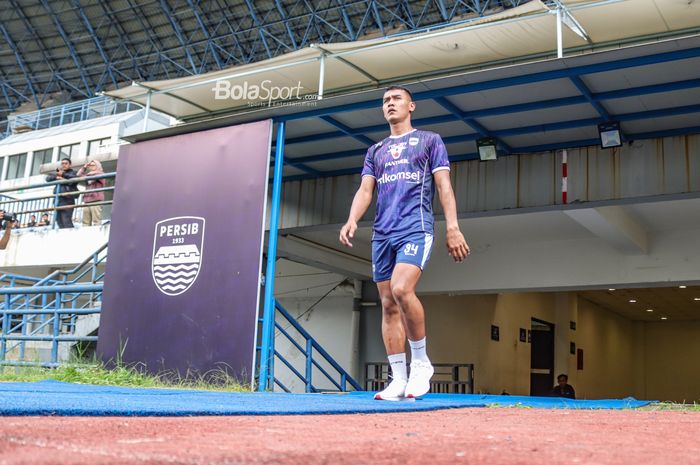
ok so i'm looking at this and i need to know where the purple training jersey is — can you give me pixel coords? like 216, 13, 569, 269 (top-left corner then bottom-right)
361, 129, 450, 239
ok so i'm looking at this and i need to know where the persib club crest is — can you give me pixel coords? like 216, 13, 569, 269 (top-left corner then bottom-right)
151, 216, 205, 296
388, 142, 407, 159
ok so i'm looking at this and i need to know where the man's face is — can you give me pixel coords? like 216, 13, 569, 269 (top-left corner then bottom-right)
558, 377, 567, 386
382, 89, 415, 124
60, 160, 71, 171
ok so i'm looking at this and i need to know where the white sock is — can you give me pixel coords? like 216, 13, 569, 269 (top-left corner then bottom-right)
409, 337, 430, 363
387, 353, 407, 382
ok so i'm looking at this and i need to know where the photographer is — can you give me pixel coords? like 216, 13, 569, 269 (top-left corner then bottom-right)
46, 158, 79, 228
0, 210, 15, 250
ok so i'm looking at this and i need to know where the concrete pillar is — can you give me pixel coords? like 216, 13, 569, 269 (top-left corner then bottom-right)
554, 292, 578, 388
349, 279, 362, 381
633, 321, 646, 400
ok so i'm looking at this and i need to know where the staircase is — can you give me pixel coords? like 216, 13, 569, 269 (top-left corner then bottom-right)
0, 244, 107, 367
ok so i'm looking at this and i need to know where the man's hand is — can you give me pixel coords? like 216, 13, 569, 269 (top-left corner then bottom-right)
339, 220, 358, 247
56, 169, 64, 178
446, 227, 470, 263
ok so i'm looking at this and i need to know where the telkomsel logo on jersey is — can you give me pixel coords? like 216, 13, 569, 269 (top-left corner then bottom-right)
152, 216, 205, 296
377, 170, 422, 185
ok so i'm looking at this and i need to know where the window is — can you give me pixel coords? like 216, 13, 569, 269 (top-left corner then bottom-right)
59, 143, 80, 160
6, 153, 28, 180
87, 138, 111, 157
31, 148, 53, 176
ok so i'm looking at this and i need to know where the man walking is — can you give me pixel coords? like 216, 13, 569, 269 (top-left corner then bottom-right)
339, 86, 470, 400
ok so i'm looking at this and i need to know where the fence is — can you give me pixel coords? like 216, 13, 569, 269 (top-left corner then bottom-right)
365, 362, 475, 394
0, 244, 107, 367
2, 97, 142, 139
0, 172, 116, 228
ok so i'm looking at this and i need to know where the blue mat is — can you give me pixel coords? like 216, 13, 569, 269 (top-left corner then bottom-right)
0, 381, 652, 416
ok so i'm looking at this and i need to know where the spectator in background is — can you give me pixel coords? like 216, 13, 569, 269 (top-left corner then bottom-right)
77, 159, 105, 226
551, 373, 576, 399
26, 214, 37, 228
46, 158, 78, 228
37, 213, 51, 227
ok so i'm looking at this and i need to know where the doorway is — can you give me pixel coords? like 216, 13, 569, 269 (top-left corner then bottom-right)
530, 318, 555, 397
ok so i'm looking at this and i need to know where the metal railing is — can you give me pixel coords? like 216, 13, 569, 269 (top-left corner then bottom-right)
0, 283, 102, 367
0, 244, 107, 367
0, 172, 115, 228
258, 300, 362, 393
365, 362, 475, 394
3, 96, 142, 139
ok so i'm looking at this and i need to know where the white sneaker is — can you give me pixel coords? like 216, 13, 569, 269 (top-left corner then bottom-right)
374, 378, 408, 401
405, 360, 434, 398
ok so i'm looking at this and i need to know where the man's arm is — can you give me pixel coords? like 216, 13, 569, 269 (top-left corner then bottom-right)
0, 221, 13, 250
434, 170, 470, 262
339, 176, 376, 247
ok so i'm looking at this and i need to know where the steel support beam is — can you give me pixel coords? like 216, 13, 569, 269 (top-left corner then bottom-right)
159, 0, 199, 73
72, 0, 118, 90
0, 24, 40, 108
435, 96, 513, 153
40, 0, 93, 96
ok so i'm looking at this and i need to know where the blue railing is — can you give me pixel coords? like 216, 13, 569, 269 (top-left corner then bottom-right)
0, 172, 116, 229
0, 244, 107, 367
2, 96, 142, 139
0, 283, 102, 367
259, 299, 361, 393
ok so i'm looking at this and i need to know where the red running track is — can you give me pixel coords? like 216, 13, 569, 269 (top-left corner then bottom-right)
1, 408, 699, 465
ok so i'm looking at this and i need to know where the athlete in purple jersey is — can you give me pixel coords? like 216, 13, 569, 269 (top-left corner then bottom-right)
361, 129, 450, 239
340, 86, 470, 401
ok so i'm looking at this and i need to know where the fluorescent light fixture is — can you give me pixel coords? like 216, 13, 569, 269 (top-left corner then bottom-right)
694, 298, 700, 301
598, 122, 622, 149
608, 288, 616, 291
646, 309, 654, 312
477, 137, 498, 161
629, 299, 636, 303
679, 285, 687, 289
661, 316, 668, 320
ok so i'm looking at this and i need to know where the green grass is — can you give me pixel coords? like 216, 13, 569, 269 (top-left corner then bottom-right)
0, 361, 250, 392
640, 402, 700, 412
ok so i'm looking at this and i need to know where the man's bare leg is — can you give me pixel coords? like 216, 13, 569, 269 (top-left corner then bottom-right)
374, 280, 408, 400
390, 263, 434, 398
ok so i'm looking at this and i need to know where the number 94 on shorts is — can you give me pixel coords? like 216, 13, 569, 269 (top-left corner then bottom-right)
371, 231, 434, 282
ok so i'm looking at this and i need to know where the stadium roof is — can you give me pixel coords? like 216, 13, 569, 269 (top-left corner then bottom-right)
112, 0, 700, 181
0, 0, 532, 118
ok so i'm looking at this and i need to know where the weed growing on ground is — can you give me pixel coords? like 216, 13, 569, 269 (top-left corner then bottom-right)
0, 359, 250, 392
641, 402, 700, 412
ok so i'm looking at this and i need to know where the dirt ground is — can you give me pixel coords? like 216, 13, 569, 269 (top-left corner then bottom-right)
2, 408, 700, 465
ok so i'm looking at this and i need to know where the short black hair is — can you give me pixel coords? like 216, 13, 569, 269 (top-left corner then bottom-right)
557, 374, 568, 381
384, 85, 413, 101
61, 157, 71, 164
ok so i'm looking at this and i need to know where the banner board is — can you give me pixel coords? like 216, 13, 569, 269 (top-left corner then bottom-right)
97, 120, 273, 383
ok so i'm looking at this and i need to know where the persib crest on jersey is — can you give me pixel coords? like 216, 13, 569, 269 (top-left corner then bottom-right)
151, 216, 205, 296
388, 142, 407, 159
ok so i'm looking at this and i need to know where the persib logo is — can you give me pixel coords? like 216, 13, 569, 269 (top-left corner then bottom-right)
388, 142, 407, 159
151, 216, 205, 296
